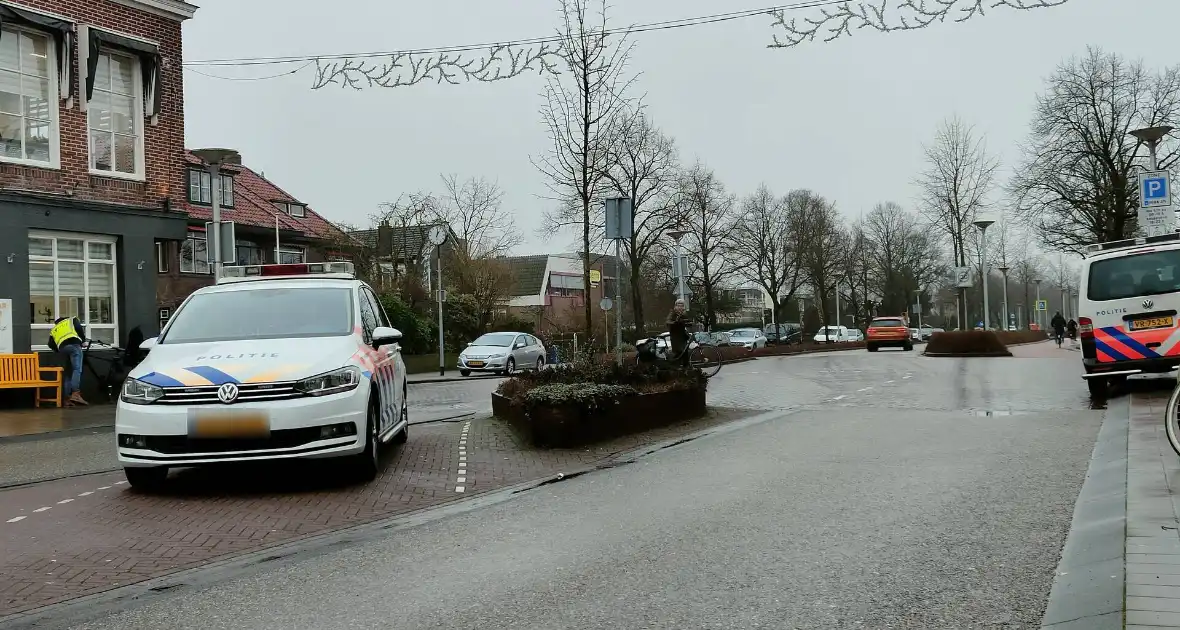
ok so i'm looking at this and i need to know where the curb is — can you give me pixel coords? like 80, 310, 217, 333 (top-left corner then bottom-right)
1039, 395, 1128, 628
922, 351, 1013, 358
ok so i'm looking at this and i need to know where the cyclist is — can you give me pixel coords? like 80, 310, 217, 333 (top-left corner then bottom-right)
666, 298, 692, 366
47, 315, 88, 406
1051, 311, 1066, 347
1067, 318, 1078, 347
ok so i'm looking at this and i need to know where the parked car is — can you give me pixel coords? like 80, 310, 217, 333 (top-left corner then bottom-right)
707, 331, 734, 347
867, 317, 913, 351
909, 327, 923, 341
813, 326, 853, 343
919, 324, 943, 340
845, 329, 865, 342
727, 328, 768, 349
459, 332, 546, 376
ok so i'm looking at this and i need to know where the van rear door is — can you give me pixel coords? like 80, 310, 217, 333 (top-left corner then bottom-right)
1085, 247, 1180, 362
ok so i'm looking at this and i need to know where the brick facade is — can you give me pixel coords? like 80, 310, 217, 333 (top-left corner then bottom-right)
0, 0, 188, 209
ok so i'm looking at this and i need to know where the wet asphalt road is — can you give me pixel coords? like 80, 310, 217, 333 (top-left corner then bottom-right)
73, 344, 1105, 629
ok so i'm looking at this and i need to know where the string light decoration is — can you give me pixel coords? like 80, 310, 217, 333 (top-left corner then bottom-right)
311, 42, 561, 90
768, 0, 1070, 48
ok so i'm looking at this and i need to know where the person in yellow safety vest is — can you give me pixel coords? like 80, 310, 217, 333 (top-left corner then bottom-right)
47, 316, 88, 406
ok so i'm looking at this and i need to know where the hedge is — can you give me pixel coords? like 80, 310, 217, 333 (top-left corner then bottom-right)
924, 331, 1011, 356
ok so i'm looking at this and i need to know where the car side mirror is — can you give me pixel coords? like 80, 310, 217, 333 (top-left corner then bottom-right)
372, 326, 403, 347
140, 337, 158, 351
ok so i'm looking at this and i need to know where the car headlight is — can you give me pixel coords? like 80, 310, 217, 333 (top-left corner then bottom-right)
492, 352, 508, 358
121, 378, 164, 405
295, 366, 362, 397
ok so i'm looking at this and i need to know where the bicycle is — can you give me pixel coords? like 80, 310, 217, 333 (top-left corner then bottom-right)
1054, 331, 1064, 347
636, 335, 723, 378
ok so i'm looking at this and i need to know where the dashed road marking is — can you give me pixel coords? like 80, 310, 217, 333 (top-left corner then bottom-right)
32, 507, 51, 513
857, 387, 873, 392
77, 492, 92, 497
97, 486, 111, 490
832, 395, 846, 401
885, 380, 895, 384
56, 499, 73, 504
455, 486, 465, 493
6, 479, 132, 524
6, 516, 26, 523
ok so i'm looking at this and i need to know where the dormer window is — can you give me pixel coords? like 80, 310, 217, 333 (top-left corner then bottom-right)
188, 168, 233, 207
273, 201, 306, 218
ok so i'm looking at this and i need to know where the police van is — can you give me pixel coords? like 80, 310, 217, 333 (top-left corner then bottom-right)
1079, 233, 1180, 397
115, 262, 409, 490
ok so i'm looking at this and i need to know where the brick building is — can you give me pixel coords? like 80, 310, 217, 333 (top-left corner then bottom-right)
503, 253, 622, 333
153, 150, 346, 330
0, 0, 196, 353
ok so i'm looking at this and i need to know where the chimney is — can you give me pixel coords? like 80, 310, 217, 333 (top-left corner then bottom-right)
376, 222, 393, 257
221, 151, 241, 165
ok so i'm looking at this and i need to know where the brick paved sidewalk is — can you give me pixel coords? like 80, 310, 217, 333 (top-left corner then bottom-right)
0, 406, 757, 620
1125, 386, 1180, 627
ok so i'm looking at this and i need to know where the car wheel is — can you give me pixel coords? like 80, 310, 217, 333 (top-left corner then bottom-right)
350, 397, 381, 482
124, 466, 168, 492
505, 357, 516, 375
903, 343, 913, 351
867, 344, 878, 352
393, 383, 409, 445
460, 369, 471, 377
535, 357, 544, 371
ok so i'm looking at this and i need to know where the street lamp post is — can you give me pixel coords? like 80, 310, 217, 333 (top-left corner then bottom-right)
997, 265, 1010, 331
1034, 279, 1042, 330
667, 230, 689, 309
1130, 126, 1174, 172
190, 149, 240, 283
973, 216, 995, 329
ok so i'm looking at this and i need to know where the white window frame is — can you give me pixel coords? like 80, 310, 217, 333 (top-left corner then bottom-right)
87, 48, 144, 181
179, 231, 210, 274
287, 202, 306, 218
278, 245, 305, 264
28, 230, 119, 351
0, 24, 60, 169
155, 241, 167, 273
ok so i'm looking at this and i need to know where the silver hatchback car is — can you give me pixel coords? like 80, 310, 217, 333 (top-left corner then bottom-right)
458, 332, 546, 376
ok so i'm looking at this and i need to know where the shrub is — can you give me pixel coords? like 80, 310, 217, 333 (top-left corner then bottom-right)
522, 383, 638, 411
925, 331, 1011, 356
377, 292, 435, 354
995, 330, 1050, 346
496, 360, 705, 403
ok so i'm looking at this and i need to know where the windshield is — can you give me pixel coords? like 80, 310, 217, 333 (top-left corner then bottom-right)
730, 330, 754, 338
163, 287, 354, 344
873, 319, 905, 327
472, 333, 517, 347
818, 326, 840, 333
1088, 250, 1180, 301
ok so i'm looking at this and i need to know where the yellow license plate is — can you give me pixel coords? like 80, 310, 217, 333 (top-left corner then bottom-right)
467, 361, 485, 367
1129, 316, 1175, 331
188, 412, 270, 438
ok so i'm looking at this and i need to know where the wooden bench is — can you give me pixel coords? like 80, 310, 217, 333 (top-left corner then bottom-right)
0, 354, 63, 408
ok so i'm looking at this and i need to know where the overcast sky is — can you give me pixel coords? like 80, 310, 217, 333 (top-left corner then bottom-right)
181, 0, 1174, 255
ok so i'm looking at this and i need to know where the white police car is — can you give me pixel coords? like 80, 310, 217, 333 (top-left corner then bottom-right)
116, 262, 408, 490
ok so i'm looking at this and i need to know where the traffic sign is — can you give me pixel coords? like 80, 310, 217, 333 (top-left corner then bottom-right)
1140, 170, 1171, 208
1139, 170, 1176, 237
953, 266, 972, 288
1035, 299, 1048, 311
599, 297, 613, 311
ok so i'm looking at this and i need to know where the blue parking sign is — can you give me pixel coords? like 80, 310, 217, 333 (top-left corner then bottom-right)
1140, 170, 1171, 208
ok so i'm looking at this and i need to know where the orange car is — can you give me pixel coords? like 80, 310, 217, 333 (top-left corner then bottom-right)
866, 316, 913, 352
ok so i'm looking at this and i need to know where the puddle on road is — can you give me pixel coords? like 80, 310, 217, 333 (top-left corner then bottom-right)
965, 409, 1030, 417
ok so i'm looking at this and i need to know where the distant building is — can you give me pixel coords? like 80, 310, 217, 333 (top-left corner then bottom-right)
501, 253, 622, 332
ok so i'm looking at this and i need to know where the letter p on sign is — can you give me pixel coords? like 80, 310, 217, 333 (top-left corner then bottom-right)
1140, 171, 1171, 208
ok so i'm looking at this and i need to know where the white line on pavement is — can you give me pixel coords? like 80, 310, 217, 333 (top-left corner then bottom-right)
832, 395, 846, 401
97, 486, 111, 490
114, 481, 127, 485
857, 387, 873, 392
78, 492, 93, 497
885, 380, 895, 384
455, 486, 465, 493
6, 516, 25, 523
457, 477, 466, 483
32, 507, 51, 513
57, 499, 73, 504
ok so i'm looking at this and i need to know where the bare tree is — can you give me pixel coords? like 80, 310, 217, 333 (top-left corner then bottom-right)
863, 202, 944, 316
533, 0, 637, 334
839, 218, 875, 329
796, 192, 848, 338
728, 185, 802, 328
437, 175, 520, 326
603, 111, 679, 338
916, 115, 999, 330
679, 162, 738, 328
1011, 47, 1180, 253
1009, 231, 1045, 328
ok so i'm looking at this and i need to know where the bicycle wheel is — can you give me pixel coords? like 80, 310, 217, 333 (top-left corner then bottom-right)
689, 344, 723, 378
1165, 381, 1180, 457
